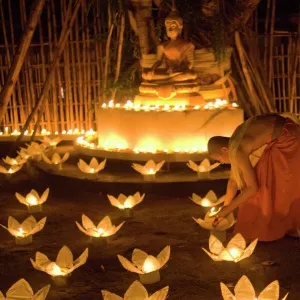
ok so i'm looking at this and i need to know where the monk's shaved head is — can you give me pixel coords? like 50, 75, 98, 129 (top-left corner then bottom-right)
207, 136, 230, 155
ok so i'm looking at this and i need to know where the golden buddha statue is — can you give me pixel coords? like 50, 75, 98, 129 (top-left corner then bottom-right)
135, 1, 203, 105
142, 3, 196, 82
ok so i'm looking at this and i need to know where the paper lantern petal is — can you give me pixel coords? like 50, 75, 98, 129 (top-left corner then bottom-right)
148, 286, 169, 300
227, 233, 247, 250
73, 248, 89, 270
82, 214, 96, 230
124, 280, 148, 299
220, 282, 235, 300
6, 278, 34, 298
156, 245, 170, 268
132, 249, 148, 268
209, 234, 224, 255
40, 188, 50, 204
117, 255, 143, 274
101, 290, 123, 300
56, 246, 74, 269
258, 280, 279, 300
234, 275, 256, 300
32, 284, 51, 300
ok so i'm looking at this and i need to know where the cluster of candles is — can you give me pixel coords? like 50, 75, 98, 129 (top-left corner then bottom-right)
101, 99, 238, 111
76, 135, 209, 154
0, 127, 96, 137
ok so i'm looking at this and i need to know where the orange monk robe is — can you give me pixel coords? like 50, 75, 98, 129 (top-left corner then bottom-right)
234, 119, 300, 241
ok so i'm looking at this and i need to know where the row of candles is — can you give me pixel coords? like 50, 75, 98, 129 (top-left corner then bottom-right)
0, 98, 239, 137
0, 127, 96, 137
0, 136, 219, 178
101, 99, 239, 111
0, 140, 289, 299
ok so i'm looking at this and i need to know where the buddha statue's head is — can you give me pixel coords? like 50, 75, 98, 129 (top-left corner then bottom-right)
165, 1, 183, 40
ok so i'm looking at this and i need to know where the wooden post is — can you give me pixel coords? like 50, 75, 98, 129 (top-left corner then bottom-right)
16, 0, 82, 143
0, 0, 45, 124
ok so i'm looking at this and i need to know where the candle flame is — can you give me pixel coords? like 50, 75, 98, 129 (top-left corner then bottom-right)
148, 168, 155, 175
229, 248, 241, 260
27, 195, 38, 206
142, 257, 156, 273
50, 263, 65, 276
89, 168, 95, 173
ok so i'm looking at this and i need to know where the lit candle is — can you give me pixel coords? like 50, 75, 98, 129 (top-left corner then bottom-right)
229, 248, 241, 260
27, 195, 38, 206
148, 168, 155, 175
208, 207, 221, 217
142, 257, 156, 273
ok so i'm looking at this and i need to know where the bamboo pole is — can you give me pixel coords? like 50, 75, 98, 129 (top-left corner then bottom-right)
263, 0, 271, 67
16, 0, 82, 143
0, 0, 45, 124
111, 11, 125, 100
289, 17, 300, 113
51, 0, 65, 132
280, 44, 287, 112
268, 0, 276, 87
235, 32, 261, 114
47, 1, 58, 132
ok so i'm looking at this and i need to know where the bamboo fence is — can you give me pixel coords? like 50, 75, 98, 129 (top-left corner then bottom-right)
0, 0, 299, 133
0, 0, 128, 134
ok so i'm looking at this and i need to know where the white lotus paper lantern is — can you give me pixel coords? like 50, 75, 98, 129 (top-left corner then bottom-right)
107, 192, 145, 217
187, 159, 220, 176
193, 212, 236, 242
77, 157, 106, 174
76, 215, 124, 243
221, 275, 289, 300
42, 152, 69, 171
0, 164, 22, 175
2, 155, 27, 166
117, 246, 170, 284
101, 280, 169, 300
30, 245, 88, 287
190, 190, 225, 207
26, 142, 47, 161
0, 216, 47, 245
18, 147, 31, 160
15, 188, 49, 213
132, 160, 165, 181
0, 278, 50, 300
202, 233, 258, 262
42, 136, 61, 147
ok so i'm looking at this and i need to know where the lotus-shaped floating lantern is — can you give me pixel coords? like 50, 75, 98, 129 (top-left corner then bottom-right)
77, 157, 106, 175
187, 159, 220, 177
26, 142, 47, 161
102, 280, 169, 300
0, 216, 47, 245
107, 192, 145, 217
221, 275, 289, 300
15, 188, 49, 213
190, 190, 225, 207
30, 245, 89, 287
193, 212, 236, 242
0, 164, 23, 175
132, 160, 165, 181
42, 152, 69, 171
18, 147, 31, 160
42, 136, 61, 147
117, 246, 170, 284
76, 215, 124, 244
2, 155, 27, 166
0, 279, 50, 300
202, 233, 258, 263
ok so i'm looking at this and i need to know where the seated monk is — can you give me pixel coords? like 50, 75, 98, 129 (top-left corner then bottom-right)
207, 113, 300, 241
142, 2, 196, 83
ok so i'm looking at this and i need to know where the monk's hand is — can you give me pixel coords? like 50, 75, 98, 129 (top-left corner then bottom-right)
212, 215, 223, 227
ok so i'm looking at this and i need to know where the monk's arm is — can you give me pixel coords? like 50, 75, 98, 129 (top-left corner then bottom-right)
224, 175, 238, 206
218, 148, 258, 217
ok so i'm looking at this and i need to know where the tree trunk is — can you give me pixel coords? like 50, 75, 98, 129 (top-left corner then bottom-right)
126, 0, 157, 55
0, 0, 46, 124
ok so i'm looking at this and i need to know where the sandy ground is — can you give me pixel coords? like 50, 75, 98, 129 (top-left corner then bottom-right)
0, 170, 299, 300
